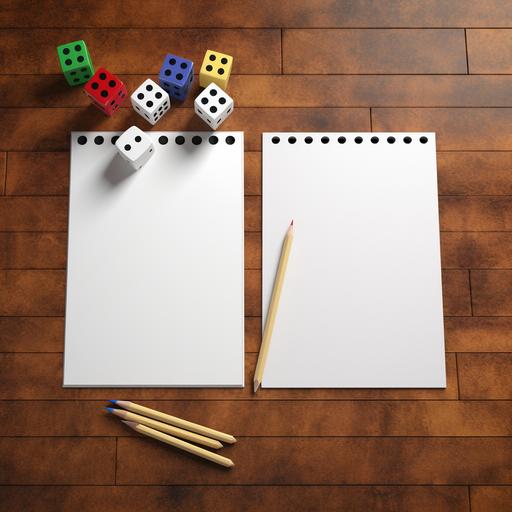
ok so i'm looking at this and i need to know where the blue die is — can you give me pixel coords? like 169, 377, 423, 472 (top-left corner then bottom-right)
158, 53, 194, 100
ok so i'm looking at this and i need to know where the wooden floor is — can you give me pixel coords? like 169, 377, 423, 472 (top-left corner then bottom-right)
1, 1, 512, 510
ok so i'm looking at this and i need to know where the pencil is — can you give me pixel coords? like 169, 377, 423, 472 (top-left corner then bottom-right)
106, 407, 223, 449
254, 219, 294, 392
122, 421, 234, 468
111, 400, 236, 444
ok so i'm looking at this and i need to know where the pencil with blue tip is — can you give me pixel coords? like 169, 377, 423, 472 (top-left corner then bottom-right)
122, 421, 234, 468
110, 400, 236, 444
106, 407, 223, 449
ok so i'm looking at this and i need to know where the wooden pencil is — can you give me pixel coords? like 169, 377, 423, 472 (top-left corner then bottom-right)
254, 219, 294, 392
122, 421, 234, 468
106, 407, 223, 449
111, 400, 236, 444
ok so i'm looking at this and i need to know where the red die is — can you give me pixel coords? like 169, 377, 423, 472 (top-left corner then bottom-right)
84, 68, 127, 116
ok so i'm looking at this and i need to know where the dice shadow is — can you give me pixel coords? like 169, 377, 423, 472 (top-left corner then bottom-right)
103, 153, 138, 187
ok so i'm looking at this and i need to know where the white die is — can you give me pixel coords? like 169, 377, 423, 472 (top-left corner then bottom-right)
130, 78, 170, 125
194, 83, 234, 130
115, 126, 154, 170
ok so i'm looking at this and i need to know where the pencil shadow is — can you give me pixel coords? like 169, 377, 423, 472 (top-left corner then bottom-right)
103, 153, 137, 186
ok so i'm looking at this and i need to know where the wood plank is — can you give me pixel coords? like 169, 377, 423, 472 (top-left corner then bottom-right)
0, 197, 67, 231
438, 152, 512, 196
245, 152, 261, 195
0, 438, 115, 484
245, 196, 260, 232
0, 153, 5, 195
1, 400, 510, 437
283, 29, 467, 74
471, 486, 512, 512
459, 353, 512, 399
445, 317, 512, 352
5, 76, 512, 108
0, 29, 280, 74
6, 152, 69, 195
245, 232, 261, 270
0, 485, 470, 512
372, 108, 512, 150
0, 233, 67, 269
116, 437, 512, 484
442, 269, 471, 316
467, 29, 512, 73
0, 108, 370, 152
0, 352, 458, 400
0, 317, 63, 352
0, 270, 65, 316
471, 270, 512, 315
440, 197, 512, 231
441, 233, 512, 269
1, 0, 511, 28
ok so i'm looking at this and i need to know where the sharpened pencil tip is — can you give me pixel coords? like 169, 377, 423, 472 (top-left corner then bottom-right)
291, 219, 293, 226
121, 420, 137, 429
105, 407, 114, 413
253, 378, 261, 393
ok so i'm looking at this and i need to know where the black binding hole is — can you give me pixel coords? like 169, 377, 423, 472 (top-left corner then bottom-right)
420, 136, 428, 144
321, 136, 329, 144
209, 135, 219, 145
272, 136, 280, 144
338, 136, 346, 144
77, 135, 87, 145
158, 136, 168, 145
404, 136, 412, 144
111, 136, 119, 144
355, 136, 363, 144
192, 136, 202, 145
305, 136, 313, 144
175, 135, 185, 145
288, 136, 296, 144
371, 136, 379, 144
387, 136, 395, 144
226, 136, 235, 145
94, 135, 104, 145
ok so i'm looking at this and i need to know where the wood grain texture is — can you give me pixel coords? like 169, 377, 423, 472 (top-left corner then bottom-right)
0, 437, 115, 484
0, 153, 5, 195
0, 485, 470, 512
0, 233, 67, 269
5, 75, 512, 108
0, 197, 67, 231
0, 317, 63, 352
471, 270, 512, 315
372, 108, 512, 150
2, 0, 512, 28
283, 30, 467, 74
0, 108, 370, 152
467, 29, 512, 74
116, 437, 512, 484
437, 152, 512, 195
459, 354, 512, 399
445, 317, 512, 352
471, 486, 512, 512
0, 29, 281, 74
1, 400, 510, 437
441, 233, 512, 269
441, 270, 471, 316
0, 353, 458, 400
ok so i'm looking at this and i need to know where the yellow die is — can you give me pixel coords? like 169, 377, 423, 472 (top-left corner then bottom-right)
199, 50, 233, 90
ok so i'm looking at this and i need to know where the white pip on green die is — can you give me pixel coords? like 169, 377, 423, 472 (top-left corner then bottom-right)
115, 126, 155, 170
130, 78, 170, 125
194, 82, 234, 130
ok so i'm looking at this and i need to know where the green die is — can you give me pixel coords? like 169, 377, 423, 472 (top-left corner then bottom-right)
57, 40, 94, 86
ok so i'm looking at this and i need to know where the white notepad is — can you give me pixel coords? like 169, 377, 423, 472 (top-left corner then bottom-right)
64, 132, 244, 387
262, 133, 445, 388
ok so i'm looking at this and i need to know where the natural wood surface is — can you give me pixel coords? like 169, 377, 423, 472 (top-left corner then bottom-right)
0, 2, 511, 510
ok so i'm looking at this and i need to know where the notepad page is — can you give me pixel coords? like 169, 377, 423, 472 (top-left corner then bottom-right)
262, 133, 445, 388
64, 132, 244, 387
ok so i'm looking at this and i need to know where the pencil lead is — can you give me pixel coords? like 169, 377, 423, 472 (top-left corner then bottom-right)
122, 420, 138, 429
291, 219, 294, 226
105, 407, 114, 413
109, 400, 117, 404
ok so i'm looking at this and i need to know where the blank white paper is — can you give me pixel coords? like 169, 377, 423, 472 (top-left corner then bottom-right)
64, 132, 244, 387
262, 133, 445, 388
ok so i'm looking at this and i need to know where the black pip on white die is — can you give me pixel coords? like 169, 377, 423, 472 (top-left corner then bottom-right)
194, 83, 234, 130
130, 78, 171, 126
